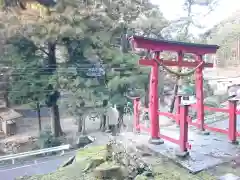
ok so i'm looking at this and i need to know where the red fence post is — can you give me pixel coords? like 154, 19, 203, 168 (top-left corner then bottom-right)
176, 103, 190, 157
133, 97, 140, 133
175, 95, 181, 126
228, 99, 238, 144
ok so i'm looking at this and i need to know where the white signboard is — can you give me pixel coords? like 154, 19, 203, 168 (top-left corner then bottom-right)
181, 96, 196, 105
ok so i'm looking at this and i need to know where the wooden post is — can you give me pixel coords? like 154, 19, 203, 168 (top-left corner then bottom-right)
176, 103, 190, 157
175, 95, 181, 126
179, 104, 189, 153
228, 99, 238, 144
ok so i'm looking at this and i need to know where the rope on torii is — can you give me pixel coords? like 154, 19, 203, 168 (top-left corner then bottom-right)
142, 50, 204, 78
153, 58, 204, 77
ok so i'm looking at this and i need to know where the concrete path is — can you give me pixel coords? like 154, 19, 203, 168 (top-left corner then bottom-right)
119, 124, 240, 173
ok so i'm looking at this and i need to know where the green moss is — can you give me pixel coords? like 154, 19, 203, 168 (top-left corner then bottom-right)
18, 146, 107, 180
152, 159, 217, 180
75, 145, 107, 162
197, 172, 217, 180
19, 145, 240, 180
95, 161, 116, 168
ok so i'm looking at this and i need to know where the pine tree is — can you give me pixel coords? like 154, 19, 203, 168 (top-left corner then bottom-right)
129, 7, 169, 107
0, 0, 73, 137
57, 0, 168, 131
0, 0, 168, 133
6, 36, 49, 133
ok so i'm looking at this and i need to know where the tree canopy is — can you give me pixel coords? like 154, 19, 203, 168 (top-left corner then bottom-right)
0, 0, 169, 134
204, 10, 240, 67
0, 0, 221, 136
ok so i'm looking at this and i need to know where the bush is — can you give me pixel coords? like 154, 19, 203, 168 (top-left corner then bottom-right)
204, 97, 220, 108
204, 96, 225, 116
36, 129, 62, 149
187, 80, 214, 97
204, 94, 229, 107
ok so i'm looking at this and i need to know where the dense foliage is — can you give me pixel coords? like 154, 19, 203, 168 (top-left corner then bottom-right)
0, 0, 222, 136
0, 0, 168, 134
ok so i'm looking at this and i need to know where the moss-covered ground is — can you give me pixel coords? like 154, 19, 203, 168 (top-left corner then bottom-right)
16, 145, 240, 180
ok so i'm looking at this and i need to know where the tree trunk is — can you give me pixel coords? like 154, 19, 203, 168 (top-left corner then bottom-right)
120, 29, 129, 53
47, 41, 63, 137
158, 70, 165, 105
50, 106, 56, 136
4, 92, 9, 107
169, 83, 179, 113
3, 74, 10, 107
65, 39, 80, 63
118, 112, 124, 132
144, 83, 149, 108
47, 41, 57, 73
50, 104, 63, 137
36, 102, 41, 133
56, 105, 63, 136
100, 114, 106, 131
77, 116, 83, 133
82, 115, 86, 135
169, 67, 182, 113
117, 105, 124, 130
100, 100, 108, 131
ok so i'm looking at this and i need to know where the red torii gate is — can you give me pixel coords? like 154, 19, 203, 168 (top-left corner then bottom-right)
129, 35, 219, 144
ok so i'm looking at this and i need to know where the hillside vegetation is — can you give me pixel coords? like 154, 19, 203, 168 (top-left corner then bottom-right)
16, 143, 218, 180
205, 10, 240, 67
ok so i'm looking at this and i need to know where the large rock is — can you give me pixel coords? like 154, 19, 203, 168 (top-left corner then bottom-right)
76, 135, 93, 148
83, 157, 105, 172
93, 162, 123, 179
60, 156, 75, 168
134, 175, 148, 180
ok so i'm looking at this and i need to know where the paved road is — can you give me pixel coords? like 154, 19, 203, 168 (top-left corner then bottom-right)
0, 153, 75, 180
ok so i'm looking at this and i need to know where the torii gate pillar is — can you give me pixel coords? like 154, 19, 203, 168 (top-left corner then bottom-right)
148, 53, 164, 144
195, 55, 205, 132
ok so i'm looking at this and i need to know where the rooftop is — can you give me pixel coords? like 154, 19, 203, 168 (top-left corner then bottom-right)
0, 108, 22, 121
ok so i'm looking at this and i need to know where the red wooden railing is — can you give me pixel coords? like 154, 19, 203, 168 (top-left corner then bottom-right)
188, 99, 239, 143
132, 97, 239, 154
133, 97, 191, 153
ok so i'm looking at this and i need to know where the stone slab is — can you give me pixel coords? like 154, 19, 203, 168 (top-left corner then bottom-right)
119, 122, 240, 173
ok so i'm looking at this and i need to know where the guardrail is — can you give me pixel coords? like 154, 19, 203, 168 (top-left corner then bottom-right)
0, 144, 70, 164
